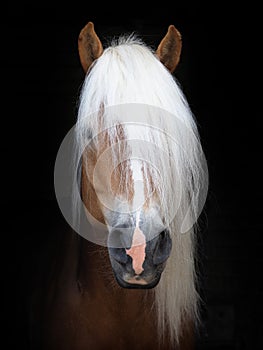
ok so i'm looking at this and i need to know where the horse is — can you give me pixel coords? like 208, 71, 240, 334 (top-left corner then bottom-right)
30, 22, 208, 350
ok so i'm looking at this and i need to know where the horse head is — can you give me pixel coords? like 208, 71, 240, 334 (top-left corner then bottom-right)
77, 22, 184, 289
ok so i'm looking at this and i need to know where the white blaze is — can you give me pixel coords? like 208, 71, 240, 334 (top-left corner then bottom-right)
125, 126, 147, 275
126, 211, 146, 275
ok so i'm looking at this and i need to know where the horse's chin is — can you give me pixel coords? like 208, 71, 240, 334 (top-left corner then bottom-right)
114, 272, 162, 289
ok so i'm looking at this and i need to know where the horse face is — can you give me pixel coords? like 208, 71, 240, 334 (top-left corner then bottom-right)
81, 133, 173, 289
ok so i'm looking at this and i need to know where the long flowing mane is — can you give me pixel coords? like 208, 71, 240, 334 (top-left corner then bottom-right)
73, 33, 207, 344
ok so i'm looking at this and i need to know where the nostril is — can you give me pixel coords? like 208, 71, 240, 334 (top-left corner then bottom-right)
156, 231, 167, 254
153, 230, 172, 265
109, 247, 128, 264
160, 230, 166, 239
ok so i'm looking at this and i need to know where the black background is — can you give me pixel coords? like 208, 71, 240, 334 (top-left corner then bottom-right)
4, 2, 262, 349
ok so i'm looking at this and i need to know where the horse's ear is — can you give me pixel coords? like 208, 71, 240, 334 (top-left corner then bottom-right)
78, 22, 103, 73
156, 25, 182, 73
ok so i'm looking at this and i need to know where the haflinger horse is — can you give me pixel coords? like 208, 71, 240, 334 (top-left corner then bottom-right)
31, 22, 208, 350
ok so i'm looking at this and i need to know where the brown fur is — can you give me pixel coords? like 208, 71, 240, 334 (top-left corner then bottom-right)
40, 230, 194, 350
78, 22, 103, 73
156, 25, 182, 73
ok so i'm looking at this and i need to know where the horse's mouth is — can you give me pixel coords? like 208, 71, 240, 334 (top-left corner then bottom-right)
114, 273, 161, 289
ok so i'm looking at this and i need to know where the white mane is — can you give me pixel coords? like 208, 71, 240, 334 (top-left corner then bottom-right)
77, 34, 197, 130
74, 34, 207, 345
